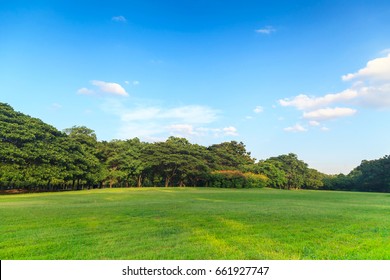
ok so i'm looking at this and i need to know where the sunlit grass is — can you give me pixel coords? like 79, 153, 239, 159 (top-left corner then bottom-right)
0, 188, 389, 259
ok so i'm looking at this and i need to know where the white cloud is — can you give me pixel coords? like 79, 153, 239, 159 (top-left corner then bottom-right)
345, 53, 390, 108
223, 126, 238, 136
255, 26, 276, 34
380, 49, 390, 55
125, 80, 140, 86
303, 107, 356, 121
167, 124, 238, 138
194, 126, 238, 137
253, 106, 264, 113
321, 126, 330, 131
112, 16, 127, 22
118, 122, 238, 140
116, 105, 218, 124
279, 89, 358, 110
284, 124, 307, 132
168, 124, 197, 136
91, 80, 128, 96
278, 53, 390, 130
77, 87, 95, 95
356, 83, 390, 108
309, 120, 320, 126
101, 99, 227, 140
342, 53, 390, 82
162, 105, 218, 124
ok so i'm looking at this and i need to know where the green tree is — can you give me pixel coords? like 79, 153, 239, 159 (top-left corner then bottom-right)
208, 141, 254, 170
349, 156, 390, 192
0, 103, 72, 190
303, 168, 324, 189
266, 153, 308, 189
249, 160, 287, 189
63, 126, 102, 189
97, 138, 146, 188
142, 137, 210, 187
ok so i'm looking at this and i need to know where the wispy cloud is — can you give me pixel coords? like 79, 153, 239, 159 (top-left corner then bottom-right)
125, 80, 140, 86
355, 83, 390, 108
100, 99, 236, 140
168, 124, 197, 136
255, 26, 276, 34
77, 87, 95, 95
117, 105, 217, 124
197, 126, 239, 137
223, 126, 238, 136
284, 124, 307, 133
112, 15, 127, 23
303, 107, 357, 121
166, 124, 238, 137
321, 126, 330, 131
279, 89, 358, 110
253, 106, 264, 113
309, 120, 320, 126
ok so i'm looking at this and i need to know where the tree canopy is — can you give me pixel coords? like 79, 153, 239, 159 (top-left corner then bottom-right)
1, 102, 389, 193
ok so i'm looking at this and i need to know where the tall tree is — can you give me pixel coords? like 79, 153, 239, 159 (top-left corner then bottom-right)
266, 153, 308, 189
142, 137, 210, 187
349, 156, 390, 192
249, 160, 287, 189
63, 126, 102, 189
208, 141, 254, 170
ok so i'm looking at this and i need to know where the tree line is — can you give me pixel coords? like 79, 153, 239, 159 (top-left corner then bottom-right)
1, 103, 389, 192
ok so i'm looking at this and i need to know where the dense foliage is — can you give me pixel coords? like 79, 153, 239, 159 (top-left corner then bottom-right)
323, 156, 390, 193
208, 170, 268, 189
0, 103, 389, 192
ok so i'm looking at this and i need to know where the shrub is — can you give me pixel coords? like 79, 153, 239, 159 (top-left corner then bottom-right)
208, 170, 268, 188
244, 172, 268, 188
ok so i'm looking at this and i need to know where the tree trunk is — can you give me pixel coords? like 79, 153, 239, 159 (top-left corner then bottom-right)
165, 176, 170, 187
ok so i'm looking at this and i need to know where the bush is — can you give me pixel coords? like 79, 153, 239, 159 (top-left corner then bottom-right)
208, 170, 268, 188
244, 172, 268, 188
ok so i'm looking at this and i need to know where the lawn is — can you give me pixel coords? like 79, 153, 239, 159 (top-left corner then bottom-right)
0, 187, 389, 259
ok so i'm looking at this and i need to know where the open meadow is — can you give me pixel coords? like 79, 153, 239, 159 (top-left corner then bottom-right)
0, 188, 389, 260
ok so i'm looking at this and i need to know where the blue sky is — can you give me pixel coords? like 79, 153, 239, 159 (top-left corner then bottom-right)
1, 0, 390, 174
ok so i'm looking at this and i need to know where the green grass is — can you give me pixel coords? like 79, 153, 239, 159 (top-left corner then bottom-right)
0, 187, 389, 259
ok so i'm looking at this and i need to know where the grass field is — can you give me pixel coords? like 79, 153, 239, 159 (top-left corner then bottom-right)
0, 187, 389, 260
